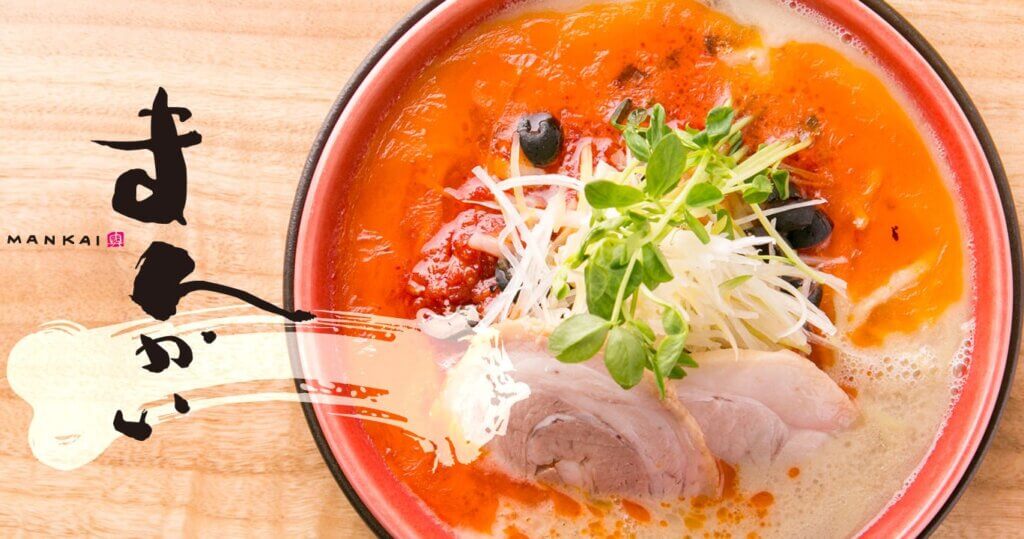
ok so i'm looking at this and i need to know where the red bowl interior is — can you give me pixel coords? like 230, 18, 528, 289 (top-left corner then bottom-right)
289, 0, 1017, 536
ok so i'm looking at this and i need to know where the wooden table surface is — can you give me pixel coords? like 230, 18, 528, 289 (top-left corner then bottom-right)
0, 0, 1021, 537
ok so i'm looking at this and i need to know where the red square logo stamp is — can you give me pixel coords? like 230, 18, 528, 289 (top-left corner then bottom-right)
107, 231, 125, 248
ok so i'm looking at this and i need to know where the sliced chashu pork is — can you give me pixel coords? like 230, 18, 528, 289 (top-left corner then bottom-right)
485, 328, 720, 499
671, 348, 858, 466
484, 323, 856, 497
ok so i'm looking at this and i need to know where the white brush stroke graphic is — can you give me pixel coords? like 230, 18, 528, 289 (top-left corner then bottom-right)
6, 306, 530, 471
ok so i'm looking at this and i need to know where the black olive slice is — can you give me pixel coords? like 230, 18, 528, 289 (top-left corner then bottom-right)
784, 210, 833, 250
516, 113, 563, 167
783, 276, 823, 307
807, 281, 824, 307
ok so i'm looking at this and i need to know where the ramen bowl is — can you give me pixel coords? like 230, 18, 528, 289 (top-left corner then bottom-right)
285, 0, 1020, 536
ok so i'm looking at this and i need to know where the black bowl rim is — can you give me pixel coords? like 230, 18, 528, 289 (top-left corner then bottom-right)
283, 1, 1022, 537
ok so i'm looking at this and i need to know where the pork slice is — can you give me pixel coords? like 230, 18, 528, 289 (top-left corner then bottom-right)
670, 348, 857, 465
485, 330, 719, 499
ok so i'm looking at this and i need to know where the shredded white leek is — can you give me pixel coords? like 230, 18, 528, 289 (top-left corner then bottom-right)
417, 138, 847, 356
733, 198, 827, 225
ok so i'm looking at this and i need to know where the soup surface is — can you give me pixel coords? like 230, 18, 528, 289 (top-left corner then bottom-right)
326, 0, 972, 536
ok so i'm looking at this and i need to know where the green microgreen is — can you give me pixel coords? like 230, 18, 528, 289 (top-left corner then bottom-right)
548, 313, 611, 363
645, 135, 688, 197
685, 182, 724, 208
584, 180, 646, 209
549, 99, 812, 397
604, 326, 647, 389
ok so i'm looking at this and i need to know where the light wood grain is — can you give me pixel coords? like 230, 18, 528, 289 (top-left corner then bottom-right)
0, 0, 1020, 537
